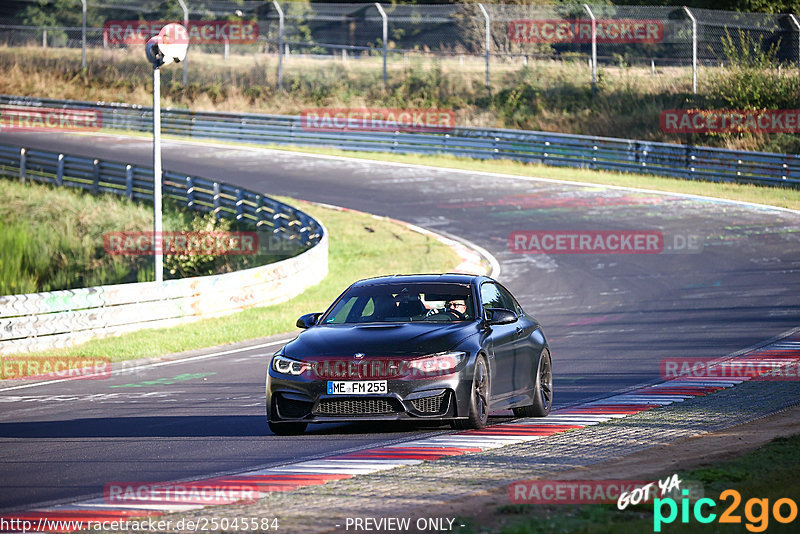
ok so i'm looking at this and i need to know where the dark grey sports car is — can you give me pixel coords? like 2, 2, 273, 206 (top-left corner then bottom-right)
266, 274, 552, 435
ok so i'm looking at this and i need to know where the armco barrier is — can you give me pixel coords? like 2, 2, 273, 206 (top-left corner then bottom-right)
1, 94, 798, 187
0, 143, 327, 356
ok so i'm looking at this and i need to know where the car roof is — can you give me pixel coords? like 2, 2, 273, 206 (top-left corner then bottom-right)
350, 273, 488, 287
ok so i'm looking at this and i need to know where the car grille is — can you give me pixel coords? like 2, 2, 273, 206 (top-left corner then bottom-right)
409, 391, 449, 414
314, 398, 402, 416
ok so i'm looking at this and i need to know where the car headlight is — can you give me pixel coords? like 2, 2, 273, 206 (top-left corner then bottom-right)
272, 354, 307, 376
408, 351, 466, 375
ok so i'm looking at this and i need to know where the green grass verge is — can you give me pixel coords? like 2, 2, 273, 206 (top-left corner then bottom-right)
462, 433, 800, 533
21, 199, 461, 362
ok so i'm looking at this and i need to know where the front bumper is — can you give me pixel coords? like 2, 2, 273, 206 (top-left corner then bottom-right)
266, 372, 472, 423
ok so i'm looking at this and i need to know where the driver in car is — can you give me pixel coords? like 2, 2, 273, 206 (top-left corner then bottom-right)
445, 299, 468, 317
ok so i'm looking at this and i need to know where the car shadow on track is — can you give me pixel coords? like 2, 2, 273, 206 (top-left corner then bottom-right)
0, 416, 514, 438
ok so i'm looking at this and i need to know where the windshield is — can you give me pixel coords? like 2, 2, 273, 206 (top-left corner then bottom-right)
321, 282, 475, 324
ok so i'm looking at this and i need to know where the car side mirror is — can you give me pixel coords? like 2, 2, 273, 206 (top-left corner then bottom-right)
296, 312, 322, 329
485, 308, 517, 325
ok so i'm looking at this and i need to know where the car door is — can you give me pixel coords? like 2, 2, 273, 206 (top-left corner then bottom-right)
495, 283, 537, 398
480, 281, 517, 402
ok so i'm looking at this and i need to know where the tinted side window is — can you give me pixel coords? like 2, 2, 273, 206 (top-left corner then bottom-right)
480, 283, 510, 312
496, 284, 521, 314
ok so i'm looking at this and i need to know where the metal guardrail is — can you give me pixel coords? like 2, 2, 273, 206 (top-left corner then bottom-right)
0, 141, 327, 356
2, 94, 797, 187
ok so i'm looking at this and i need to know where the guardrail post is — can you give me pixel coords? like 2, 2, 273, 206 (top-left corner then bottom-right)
477, 3, 490, 91
789, 15, 800, 72
178, 0, 189, 86
56, 153, 64, 186
584, 4, 597, 92
125, 165, 133, 199
273, 0, 284, 91
186, 176, 194, 208
591, 142, 598, 170
19, 148, 26, 182
375, 3, 388, 89
92, 159, 100, 194
255, 195, 265, 228
235, 189, 244, 220
80, 0, 87, 69
685, 145, 695, 180
683, 6, 697, 94
213, 182, 221, 218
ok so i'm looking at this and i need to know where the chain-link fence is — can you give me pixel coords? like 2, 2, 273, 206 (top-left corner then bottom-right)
1, 0, 798, 93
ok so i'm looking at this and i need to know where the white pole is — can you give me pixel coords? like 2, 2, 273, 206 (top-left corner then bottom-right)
584, 4, 597, 92
81, 0, 86, 68
789, 15, 800, 74
478, 3, 490, 90
375, 3, 388, 88
683, 6, 697, 94
178, 0, 189, 86
153, 66, 163, 283
273, 0, 284, 91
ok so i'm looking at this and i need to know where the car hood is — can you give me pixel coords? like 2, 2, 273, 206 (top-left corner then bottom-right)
283, 322, 480, 358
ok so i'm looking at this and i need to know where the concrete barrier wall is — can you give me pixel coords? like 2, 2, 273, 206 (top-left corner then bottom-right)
0, 231, 327, 355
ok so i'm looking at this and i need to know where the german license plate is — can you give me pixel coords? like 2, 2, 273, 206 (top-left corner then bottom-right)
327, 381, 387, 395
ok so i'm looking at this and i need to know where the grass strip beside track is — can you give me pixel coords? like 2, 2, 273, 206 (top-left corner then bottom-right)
18, 199, 461, 362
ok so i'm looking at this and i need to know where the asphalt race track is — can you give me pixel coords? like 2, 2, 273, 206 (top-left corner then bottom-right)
1, 131, 799, 513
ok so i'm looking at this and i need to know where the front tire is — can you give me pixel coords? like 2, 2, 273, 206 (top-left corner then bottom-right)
452, 355, 490, 430
513, 349, 552, 418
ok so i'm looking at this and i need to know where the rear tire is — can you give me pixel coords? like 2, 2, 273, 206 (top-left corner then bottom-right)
268, 420, 308, 435
512, 349, 552, 418
451, 355, 490, 430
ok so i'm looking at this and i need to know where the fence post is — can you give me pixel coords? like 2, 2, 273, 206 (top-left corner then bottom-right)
80, 0, 86, 69
186, 176, 194, 207
56, 153, 64, 186
789, 15, 800, 71
213, 182, 221, 218
584, 4, 597, 92
235, 189, 244, 220
92, 159, 100, 194
375, 3, 388, 88
273, 0, 284, 91
19, 148, 26, 182
683, 6, 697, 94
477, 3, 490, 91
125, 165, 133, 199
178, 0, 189, 86
43, 28, 47, 49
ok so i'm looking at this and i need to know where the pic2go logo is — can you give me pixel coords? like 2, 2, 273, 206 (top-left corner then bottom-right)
654, 489, 798, 532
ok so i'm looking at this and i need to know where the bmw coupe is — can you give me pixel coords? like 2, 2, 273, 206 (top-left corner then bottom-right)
266, 274, 552, 435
